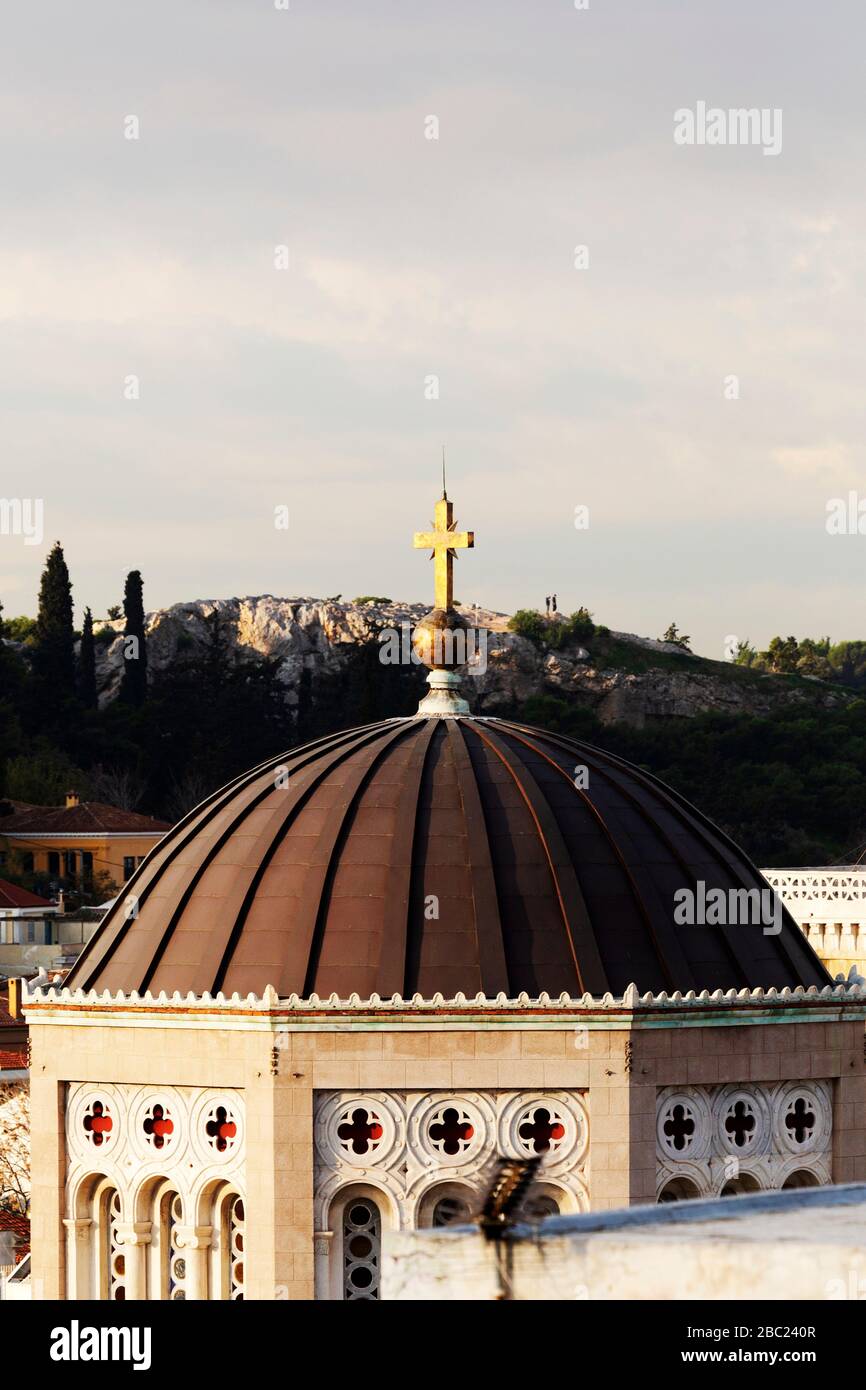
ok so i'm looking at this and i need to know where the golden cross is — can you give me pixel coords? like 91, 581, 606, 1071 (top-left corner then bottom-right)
413, 492, 474, 611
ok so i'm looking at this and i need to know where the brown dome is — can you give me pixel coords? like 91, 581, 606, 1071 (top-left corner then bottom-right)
66, 716, 829, 999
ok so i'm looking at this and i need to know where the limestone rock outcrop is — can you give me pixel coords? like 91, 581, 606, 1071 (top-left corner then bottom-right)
89, 596, 853, 728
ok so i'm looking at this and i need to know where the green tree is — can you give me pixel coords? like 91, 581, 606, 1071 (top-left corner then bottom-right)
1, 615, 37, 643
508, 609, 549, 644
119, 570, 148, 706
661, 623, 691, 651
795, 637, 832, 680
0, 599, 24, 785
78, 607, 97, 708
31, 542, 76, 724
3, 749, 89, 805
765, 636, 800, 673
732, 639, 759, 667
828, 641, 866, 690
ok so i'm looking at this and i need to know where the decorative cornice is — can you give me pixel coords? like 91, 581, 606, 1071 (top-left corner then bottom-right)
23, 979, 866, 1013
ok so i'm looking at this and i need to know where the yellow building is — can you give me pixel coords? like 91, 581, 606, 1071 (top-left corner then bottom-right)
0, 793, 169, 901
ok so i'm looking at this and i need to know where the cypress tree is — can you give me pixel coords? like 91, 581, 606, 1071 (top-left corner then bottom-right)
32, 542, 76, 702
119, 570, 148, 706
79, 607, 97, 708
0, 597, 8, 677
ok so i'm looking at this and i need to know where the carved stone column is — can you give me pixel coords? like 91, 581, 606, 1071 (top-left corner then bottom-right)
113, 1221, 152, 1300
62, 1218, 93, 1299
174, 1225, 213, 1300
313, 1230, 334, 1300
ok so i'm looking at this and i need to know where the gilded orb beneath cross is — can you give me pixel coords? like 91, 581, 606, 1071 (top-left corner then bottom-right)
411, 605, 475, 671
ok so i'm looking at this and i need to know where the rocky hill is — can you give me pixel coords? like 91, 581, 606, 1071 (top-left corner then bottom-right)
91, 596, 855, 729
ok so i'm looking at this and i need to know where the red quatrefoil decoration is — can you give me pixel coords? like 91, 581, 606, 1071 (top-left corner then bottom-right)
143, 1103, 174, 1150
83, 1099, 113, 1147
206, 1105, 238, 1153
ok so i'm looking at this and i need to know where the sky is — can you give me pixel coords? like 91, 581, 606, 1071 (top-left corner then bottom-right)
1, 0, 865, 659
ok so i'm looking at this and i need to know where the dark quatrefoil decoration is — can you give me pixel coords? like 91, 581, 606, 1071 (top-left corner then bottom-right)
725, 1100, 756, 1149
337, 1108, 384, 1155
429, 1108, 475, 1156
518, 1107, 565, 1154
205, 1105, 238, 1153
785, 1097, 816, 1145
663, 1103, 695, 1152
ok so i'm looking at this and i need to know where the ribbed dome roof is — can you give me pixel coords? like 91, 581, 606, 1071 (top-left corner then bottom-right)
66, 717, 829, 999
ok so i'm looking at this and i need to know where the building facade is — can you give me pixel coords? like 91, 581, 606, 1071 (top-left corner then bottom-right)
26, 982, 866, 1300
0, 794, 168, 900
23, 492, 866, 1301
763, 867, 866, 979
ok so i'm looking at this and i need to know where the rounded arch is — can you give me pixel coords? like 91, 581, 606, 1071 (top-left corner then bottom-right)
719, 1172, 763, 1197
131, 1175, 185, 1301
196, 1178, 246, 1301
193, 1175, 234, 1229
524, 1181, 582, 1219
323, 1182, 396, 1302
773, 1154, 828, 1191
66, 1172, 119, 1300
658, 1176, 702, 1204
76, 1175, 125, 1300
781, 1168, 821, 1190
71, 1170, 113, 1221
327, 1179, 401, 1233
132, 1172, 183, 1225
415, 1181, 478, 1229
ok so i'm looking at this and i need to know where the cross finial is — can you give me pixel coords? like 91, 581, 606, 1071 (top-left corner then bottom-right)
413, 478, 474, 611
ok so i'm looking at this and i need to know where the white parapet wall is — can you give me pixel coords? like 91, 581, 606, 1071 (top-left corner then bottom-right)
384, 1184, 866, 1301
762, 868, 866, 977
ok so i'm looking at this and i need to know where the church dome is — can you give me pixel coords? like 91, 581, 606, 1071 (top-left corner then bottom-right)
66, 715, 828, 1000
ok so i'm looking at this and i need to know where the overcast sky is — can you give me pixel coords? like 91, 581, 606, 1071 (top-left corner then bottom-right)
1, 0, 864, 657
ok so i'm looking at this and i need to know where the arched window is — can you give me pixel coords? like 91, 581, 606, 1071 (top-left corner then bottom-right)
432, 1194, 472, 1228
146, 1184, 186, 1300
226, 1195, 245, 1300
523, 1188, 562, 1221
720, 1173, 762, 1197
342, 1198, 381, 1300
658, 1176, 701, 1204
208, 1187, 245, 1300
96, 1184, 125, 1300
782, 1169, 820, 1190
320, 1184, 396, 1301
417, 1183, 476, 1230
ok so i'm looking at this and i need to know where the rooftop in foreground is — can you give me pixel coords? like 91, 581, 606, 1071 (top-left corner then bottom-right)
385, 1182, 866, 1301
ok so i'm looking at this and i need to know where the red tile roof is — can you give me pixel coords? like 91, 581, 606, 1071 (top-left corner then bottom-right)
0, 878, 54, 911
0, 801, 169, 835
0, 1050, 26, 1071
0, 1210, 30, 1261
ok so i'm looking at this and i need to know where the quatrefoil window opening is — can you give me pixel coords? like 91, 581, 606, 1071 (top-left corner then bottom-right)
143, 1102, 174, 1150
337, 1107, 384, 1156
205, 1105, 238, 1154
662, 1102, 695, 1153
83, 1099, 113, 1147
428, 1107, 475, 1156
785, 1096, 816, 1146
724, 1099, 757, 1149
518, 1107, 566, 1155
